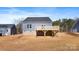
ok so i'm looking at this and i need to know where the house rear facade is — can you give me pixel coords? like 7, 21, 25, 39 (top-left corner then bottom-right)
21, 17, 60, 36
22, 17, 53, 35
0, 24, 16, 36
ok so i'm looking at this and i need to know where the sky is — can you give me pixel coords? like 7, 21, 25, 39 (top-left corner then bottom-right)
0, 7, 79, 24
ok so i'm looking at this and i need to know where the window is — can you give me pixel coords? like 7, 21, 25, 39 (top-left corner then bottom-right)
27, 24, 29, 28
41, 25, 45, 29
27, 24, 32, 28
6, 29, 8, 32
30, 24, 32, 28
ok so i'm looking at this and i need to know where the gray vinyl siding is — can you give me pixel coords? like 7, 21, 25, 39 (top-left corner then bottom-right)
0, 27, 11, 35
0, 24, 16, 36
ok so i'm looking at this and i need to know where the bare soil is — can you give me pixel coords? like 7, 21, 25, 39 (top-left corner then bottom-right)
0, 32, 79, 51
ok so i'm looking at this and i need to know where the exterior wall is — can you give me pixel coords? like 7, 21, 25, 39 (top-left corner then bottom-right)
11, 26, 16, 35
22, 31, 36, 36
0, 27, 11, 35
22, 21, 52, 35
71, 24, 79, 32
7, 28, 11, 35
71, 28, 79, 32
71, 29, 77, 32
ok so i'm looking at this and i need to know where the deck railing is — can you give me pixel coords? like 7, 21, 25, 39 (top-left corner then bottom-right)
36, 26, 60, 30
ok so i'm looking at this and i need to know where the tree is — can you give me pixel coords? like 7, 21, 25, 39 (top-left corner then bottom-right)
52, 19, 61, 26
53, 18, 75, 32
14, 18, 24, 34
60, 18, 75, 32
66, 19, 75, 31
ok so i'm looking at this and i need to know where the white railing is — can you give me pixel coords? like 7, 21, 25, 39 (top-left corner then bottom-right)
36, 26, 60, 30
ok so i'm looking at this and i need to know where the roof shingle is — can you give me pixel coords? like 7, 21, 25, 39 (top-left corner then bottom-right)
23, 17, 52, 22
0, 24, 15, 28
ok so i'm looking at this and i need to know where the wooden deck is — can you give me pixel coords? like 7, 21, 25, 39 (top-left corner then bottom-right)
36, 26, 59, 36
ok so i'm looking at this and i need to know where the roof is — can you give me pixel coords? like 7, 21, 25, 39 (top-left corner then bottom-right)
0, 24, 15, 28
23, 17, 52, 22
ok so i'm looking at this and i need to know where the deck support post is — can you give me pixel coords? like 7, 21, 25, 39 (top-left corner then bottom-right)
52, 31, 55, 36
44, 30, 46, 36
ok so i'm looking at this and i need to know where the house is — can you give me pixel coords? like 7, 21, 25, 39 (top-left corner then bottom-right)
21, 17, 59, 36
71, 19, 79, 32
0, 24, 16, 36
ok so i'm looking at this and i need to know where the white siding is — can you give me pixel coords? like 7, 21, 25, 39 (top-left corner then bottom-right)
22, 21, 52, 35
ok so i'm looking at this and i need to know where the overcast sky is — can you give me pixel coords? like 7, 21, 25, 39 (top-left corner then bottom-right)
0, 7, 79, 24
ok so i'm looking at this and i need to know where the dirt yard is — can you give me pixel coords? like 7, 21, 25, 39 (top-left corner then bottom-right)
0, 32, 79, 51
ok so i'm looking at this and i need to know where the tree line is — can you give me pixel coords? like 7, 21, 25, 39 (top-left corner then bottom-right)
52, 18, 75, 32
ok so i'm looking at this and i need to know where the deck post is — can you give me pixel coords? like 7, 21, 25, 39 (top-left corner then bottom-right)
52, 31, 54, 36
44, 30, 46, 36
